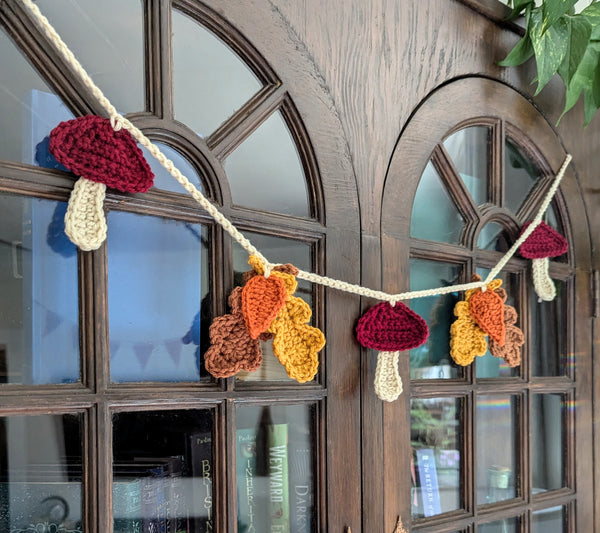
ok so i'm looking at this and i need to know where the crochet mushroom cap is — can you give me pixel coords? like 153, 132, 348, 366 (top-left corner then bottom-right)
519, 221, 568, 259
49, 115, 154, 193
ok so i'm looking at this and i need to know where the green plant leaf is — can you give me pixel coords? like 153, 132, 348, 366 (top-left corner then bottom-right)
530, 9, 571, 94
558, 41, 600, 123
507, 0, 535, 20
583, 85, 597, 125
580, 2, 600, 40
557, 15, 592, 86
593, 56, 600, 105
498, 34, 534, 66
542, 0, 578, 33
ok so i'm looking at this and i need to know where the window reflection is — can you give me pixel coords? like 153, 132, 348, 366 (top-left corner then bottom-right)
107, 212, 210, 382
532, 506, 565, 532
172, 9, 262, 136
479, 516, 520, 532
532, 394, 564, 492
504, 139, 543, 213
411, 162, 464, 244
477, 221, 511, 252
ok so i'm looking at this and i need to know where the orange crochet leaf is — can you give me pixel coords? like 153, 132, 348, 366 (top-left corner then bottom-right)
468, 289, 506, 345
242, 274, 287, 339
268, 296, 325, 383
450, 301, 488, 366
489, 305, 524, 367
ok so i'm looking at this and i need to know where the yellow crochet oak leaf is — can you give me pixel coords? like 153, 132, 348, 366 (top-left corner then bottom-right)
449, 301, 488, 366
268, 295, 325, 383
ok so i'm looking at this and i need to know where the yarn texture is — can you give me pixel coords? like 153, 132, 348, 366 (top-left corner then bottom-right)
204, 287, 262, 378
489, 305, 524, 367
519, 221, 568, 259
356, 301, 429, 351
241, 274, 287, 339
63, 178, 107, 251
468, 289, 506, 345
374, 351, 403, 402
449, 301, 488, 366
50, 115, 154, 192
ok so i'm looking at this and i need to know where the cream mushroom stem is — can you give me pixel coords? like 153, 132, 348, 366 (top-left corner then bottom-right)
64, 177, 108, 251
374, 351, 403, 402
531, 256, 556, 301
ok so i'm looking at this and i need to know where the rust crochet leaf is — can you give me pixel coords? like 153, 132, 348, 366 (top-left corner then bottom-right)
489, 305, 524, 367
242, 274, 287, 339
468, 289, 506, 345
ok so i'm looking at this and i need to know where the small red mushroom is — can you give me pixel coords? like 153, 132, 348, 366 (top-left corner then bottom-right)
519, 221, 568, 301
49, 116, 154, 250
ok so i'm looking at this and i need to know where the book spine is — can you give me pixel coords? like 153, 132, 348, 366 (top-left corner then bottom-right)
288, 428, 312, 533
416, 448, 441, 517
236, 428, 259, 533
268, 423, 290, 533
190, 432, 214, 533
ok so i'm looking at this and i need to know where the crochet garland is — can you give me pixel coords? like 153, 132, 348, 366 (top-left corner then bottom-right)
23, 0, 571, 396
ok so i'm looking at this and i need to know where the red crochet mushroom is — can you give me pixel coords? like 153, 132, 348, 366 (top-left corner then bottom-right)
49, 116, 154, 250
519, 221, 568, 301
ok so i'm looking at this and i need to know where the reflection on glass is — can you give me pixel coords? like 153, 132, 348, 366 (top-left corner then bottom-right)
411, 162, 464, 244
409, 259, 461, 379
236, 404, 316, 533
475, 269, 520, 378
225, 112, 310, 217
0, 27, 75, 165
444, 126, 490, 206
411, 397, 461, 518
107, 212, 210, 382
479, 517, 519, 532
140, 142, 205, 194
172, 9, 262, 136
0, 414, 83, 532
234, 234, 312, 382
477, 222, 511, 252
504, 139, 542, 213
532, 394, 564, 492
112, 410, 213, 533
0, 195, 79, 385
476, 394, 518, 504
37, 0, 144, 113
531, 281, 566, 376
532, 506, 565, 532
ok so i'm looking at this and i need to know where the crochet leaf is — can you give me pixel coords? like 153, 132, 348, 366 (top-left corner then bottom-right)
489, 305, 525, 367
268, 296, 325, 383
49, 115, 154, 193
468, 289, 506, 345
449, 301, 488, 366
355, 301, 429, 351
242, 274, 287, 339
204, 287, 262, 378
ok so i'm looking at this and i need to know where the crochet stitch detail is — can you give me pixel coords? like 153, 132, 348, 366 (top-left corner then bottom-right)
64, 179, 107, 251
468, 289, 506, 345
519, 221, 568, 259
204, 287, 262, 378
374, 351, 403, 402
489, 305, 524, 367
531, 256, 557, 301
355, 301, 429, 351
241, 274, 287, 339
449, 301, 488, 366
49, 115, 154, 193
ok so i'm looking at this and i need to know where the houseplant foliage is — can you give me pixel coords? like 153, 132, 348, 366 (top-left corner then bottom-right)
500, 0, 600, 125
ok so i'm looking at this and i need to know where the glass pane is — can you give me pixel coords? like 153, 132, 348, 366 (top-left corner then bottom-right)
37, 0, 144, 113
531, 281, 566, 376
107, 212, 210, 382
112, 410, 213, 533
410, 397, 461, 518
172, 9, 262, 136
444, 126, 490, 205
225, 112, 310, 217
236, 404, 317, 533
409, 259, 461, 379
504, 139, 543, 213
477, 394, 518, 505
532, 394, 564, 492
479, 517, 519, 532
140, 142, 205, 194
475, 270, 520, 378
234, 234, 312, 382
0, 27, 75, 165
0, 194, 79, 385
532, 505, 565, 532
0, 414, 83, 532
411, 162, 464, 244
477, 222, 512, 252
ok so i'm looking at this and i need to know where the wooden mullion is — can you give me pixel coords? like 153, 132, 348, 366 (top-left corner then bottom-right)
220, 401, 232, 533
96, 401, 112, 533
85, 404, 99, 533
79, 248, 95, 390
490, 119, 503, 207
521, 390, 530, 505
464, 392, 475, 517
146, 0, 173, 117
92, 244, 110, 393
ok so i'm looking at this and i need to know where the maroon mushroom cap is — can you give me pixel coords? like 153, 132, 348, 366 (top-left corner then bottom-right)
519, 221, 568, 259
49, 115, 154, 193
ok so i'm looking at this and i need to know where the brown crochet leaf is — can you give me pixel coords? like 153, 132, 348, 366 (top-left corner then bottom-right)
469, 289, 506, 345
242, 274, 287, 339
489, 306, 524, 367
204, 313, 262, 378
